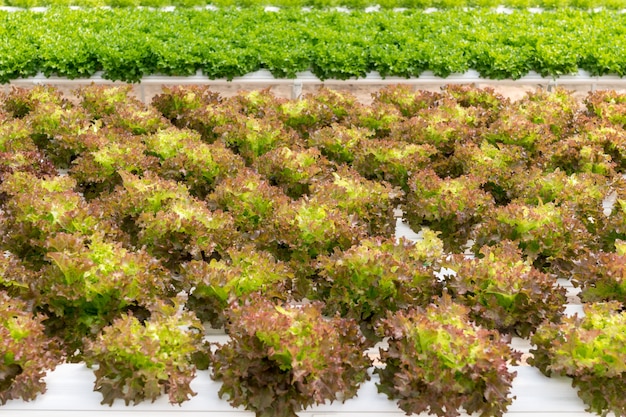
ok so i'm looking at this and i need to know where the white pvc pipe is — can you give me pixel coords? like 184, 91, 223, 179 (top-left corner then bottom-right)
10, 69, 625, 87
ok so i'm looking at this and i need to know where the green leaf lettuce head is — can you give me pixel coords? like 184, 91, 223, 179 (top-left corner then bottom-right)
211, 295, 371, 417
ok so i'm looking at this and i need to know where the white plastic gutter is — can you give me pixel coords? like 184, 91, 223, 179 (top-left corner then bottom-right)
9, 69, 625, 100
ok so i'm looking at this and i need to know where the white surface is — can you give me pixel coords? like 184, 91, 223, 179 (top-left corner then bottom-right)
2, 364, 595, 416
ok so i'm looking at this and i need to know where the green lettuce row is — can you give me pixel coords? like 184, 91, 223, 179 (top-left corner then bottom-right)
2, 8, 626, 82
3, 0, 626, 9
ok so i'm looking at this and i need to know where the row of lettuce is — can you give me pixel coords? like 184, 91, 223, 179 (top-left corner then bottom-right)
4, 0, 626, 9
3, 8, 626, 82
1, 84, 626, 416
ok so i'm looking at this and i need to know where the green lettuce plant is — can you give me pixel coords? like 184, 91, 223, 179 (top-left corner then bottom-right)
85, 302, 207, 406
376, 294, 520, 417
0, 291, 61, 405
530, 301, 626, 416
211, 296, 371, 417
442, 241, 567, 337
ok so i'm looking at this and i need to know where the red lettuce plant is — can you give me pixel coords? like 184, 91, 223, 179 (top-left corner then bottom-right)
136, 196, 237, 266
576, 119, 626, 174
144, 127, 245, 199
483, 88, 577, 158
85, 302, 207, 406
371, 85, 441, 118
510, 170, 614, 241
375, 294, 520, 417
450, 140, 529, 205
352, 139, 436, 192
403, 169, 495, 252
538, 135, 616, 176
278, 88, 356, 136
1, 85, 68, 119
0, 119, 38, 153
472, 201, 595, 273
207, 168, 291, 246
309, 165, 401, 237
151, 85, 222, 124
37, 231, 175, 358
23, 103, 92, 167
570, 240, 626, 304
442, 241, 566, 337
0, 172, 116, 264
70, 135, 160, 198
96, 171, 238, 265
306, 124, 371, 165
184, 245, 294, 328
0, 291, 61, 405
215, 112, 298, 165
255, 146, 331, 199
315, 234, 444, 340
0, 251, 38, 300
76, 84, 137, 119
152, 87, 230, 143
346, 100, 402, 138
269, 198, 368, 268
387, 97, 482, 160
530, 302, 626, 417
584, 89, 626, 128
443, 85, 506, 122
0, 150, 57, 204
211, 296, 371, 417
225, 88, 285, 119
77, 84, 170, 135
